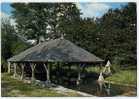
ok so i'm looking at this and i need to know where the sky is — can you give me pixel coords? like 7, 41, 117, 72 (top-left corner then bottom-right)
1, 2, 127, 19
77, 3, 127, 18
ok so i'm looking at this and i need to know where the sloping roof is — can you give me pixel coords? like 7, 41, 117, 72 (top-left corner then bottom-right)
8, 38, 104, 63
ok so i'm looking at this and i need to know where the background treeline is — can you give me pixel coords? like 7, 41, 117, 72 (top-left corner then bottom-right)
1, 3, 136, 72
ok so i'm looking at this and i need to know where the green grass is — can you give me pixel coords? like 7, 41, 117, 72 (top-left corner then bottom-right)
86, 66, 101, 73
1, 73, 81, 97
87, 66, 137, 85
105, 69, 137, 85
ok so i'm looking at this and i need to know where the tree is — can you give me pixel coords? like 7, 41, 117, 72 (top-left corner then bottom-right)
1, 18, 15, 59
11, 3, 81, 43
10, 3, 136, 66
66, 3, 136, 66
1, 18, 30, 72
95, 3, 136, 65
65, 17, 98, 53
11, 3, 48, 43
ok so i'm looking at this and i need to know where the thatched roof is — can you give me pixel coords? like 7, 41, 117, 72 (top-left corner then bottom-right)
8, 38, 104, 63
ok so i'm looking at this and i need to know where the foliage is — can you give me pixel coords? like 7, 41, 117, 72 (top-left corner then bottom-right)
86, 66, 101, 73
86, 65, 120, 73
95, 3, 136, 65
4, 3, 137, 66
11, 38, 30, 55
1, 18, 15, 59
110, 64, 121, 73
65, 3, 136, 66
11, 3, 80, 43
1, 18, 15, 72
1, 18, 30, 72
1, 18, 29, 58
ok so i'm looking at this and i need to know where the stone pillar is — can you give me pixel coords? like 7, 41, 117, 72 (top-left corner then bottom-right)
7, 62, 11, 73
44, 63, 51, 83
30, 63, 36, 81
13, 63, 17, 78
21, 63, 25, 80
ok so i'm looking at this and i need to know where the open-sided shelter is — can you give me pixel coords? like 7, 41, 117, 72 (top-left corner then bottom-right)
7, 38, 104, 84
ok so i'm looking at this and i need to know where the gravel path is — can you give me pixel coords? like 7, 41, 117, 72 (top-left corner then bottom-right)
50, 85, 94, 96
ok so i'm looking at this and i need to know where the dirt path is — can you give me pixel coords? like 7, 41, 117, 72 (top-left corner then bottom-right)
50, 85, 93, 96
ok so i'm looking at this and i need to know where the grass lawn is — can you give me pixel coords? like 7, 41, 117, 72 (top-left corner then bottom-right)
87, 66, 137, 85
105, 69, 137, 85
1, 73, 81, 97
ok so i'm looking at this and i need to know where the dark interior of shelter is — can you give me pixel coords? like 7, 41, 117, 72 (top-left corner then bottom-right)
21, 62, 104, 85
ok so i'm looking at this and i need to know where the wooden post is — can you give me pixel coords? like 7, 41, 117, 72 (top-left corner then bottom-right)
99, 63, 103, 72
57, 62, 60, 84
13, 63, 17, 78
30, 63, 36, 81
68, 63, 71, 70
21, 63, 24, 80
47, 63, 50, 83
82, 64, 86, 73
76, 64, 81, 85
44, 63, 51, 83
7, 62, 11, 73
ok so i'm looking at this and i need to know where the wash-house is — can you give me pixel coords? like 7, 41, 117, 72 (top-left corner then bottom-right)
7, 38, 104, 85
